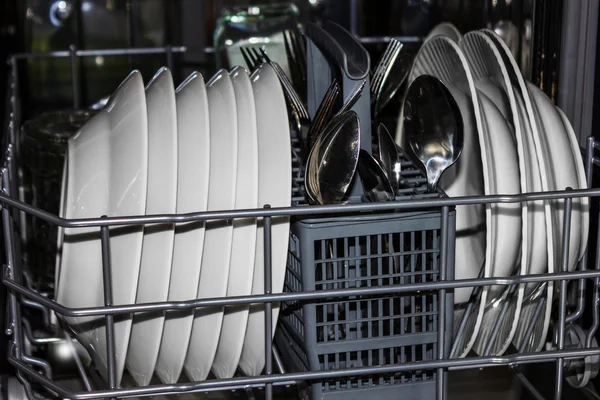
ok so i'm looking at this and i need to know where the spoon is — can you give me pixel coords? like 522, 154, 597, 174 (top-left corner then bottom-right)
373, 53, 413, 116
305, 111, 361, 204
376, 123, 402, 193
357, 149, 395, 202
403, 74, 463, 192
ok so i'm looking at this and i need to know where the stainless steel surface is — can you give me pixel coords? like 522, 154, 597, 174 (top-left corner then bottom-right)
305, 78, 340, 149
374, 52, 412, 116
375, 122, 401, 194
336, 77, 367, 116
370, 38, 402, 108
304, 111, 360, 204
357, 149, 394, 202
403, 75, 464, 192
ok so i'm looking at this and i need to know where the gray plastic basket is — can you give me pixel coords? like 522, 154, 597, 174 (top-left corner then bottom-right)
277, 143, 456, 399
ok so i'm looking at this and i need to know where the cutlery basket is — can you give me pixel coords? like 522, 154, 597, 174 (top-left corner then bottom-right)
278, 149, 456, 399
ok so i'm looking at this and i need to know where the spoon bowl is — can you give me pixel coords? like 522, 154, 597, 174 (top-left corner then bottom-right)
305, 111, 361, 204
403, 74, 464, 192
358, 149, 395, 202
376, 123, 402, 193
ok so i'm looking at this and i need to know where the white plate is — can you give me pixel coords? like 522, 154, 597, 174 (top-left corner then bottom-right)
425, 22, 462, 43
460, 31, 523, 301
557, 106, 590, 260
482, 29, 555, 353
125, 67, 178, 386
212, 66, 259, 379
154, 72, 210, 383
238, 63, 291, 376
184, 70, 239, 381
528, 82, 582, 273
459, 31, 526, 356
57, 70, 148, 384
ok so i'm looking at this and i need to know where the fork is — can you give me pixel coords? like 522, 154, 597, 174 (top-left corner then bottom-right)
370, 39, 403, 102
283, 29, 307, 96
255, 48, 310, 123
305, 79, 340, 149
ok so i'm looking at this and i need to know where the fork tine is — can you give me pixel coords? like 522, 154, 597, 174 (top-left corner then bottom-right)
372, 39, 400, 85
240, 47, 255, 72
283, 30, 303, 91
371, 39, 402, 97
257, 46, 310, 119
258, 43, 305, 109
289, 29, 307, 79
306, 79, 340, 147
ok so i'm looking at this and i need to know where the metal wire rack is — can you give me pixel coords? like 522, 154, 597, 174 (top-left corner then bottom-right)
2, 46, 600, 400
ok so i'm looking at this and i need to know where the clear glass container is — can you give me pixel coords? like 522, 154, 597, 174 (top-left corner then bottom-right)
213, 2, 300, 77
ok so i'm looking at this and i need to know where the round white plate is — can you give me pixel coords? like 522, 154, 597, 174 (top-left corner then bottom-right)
482, 29, 555, 353
528, 82, 582, 274
125, 67, 178, 386
212, 66, 259, 379
184, 70, 239, 382
557, 106, 590, 260
459, 31, 526, 356
154, 71, 210, 384
238, 62, 291, 376
425, 22, 462, 43
57, 70, 148, 384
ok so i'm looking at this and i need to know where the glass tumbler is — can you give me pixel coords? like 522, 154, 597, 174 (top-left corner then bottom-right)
20, 109, 97, 293
213, 2, 300, 78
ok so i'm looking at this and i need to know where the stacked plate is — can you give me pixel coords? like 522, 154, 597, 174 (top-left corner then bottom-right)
55, 63, 291, 385
396, 24, 589, 357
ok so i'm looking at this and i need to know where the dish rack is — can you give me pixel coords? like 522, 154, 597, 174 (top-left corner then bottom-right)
2, 28, 600, 400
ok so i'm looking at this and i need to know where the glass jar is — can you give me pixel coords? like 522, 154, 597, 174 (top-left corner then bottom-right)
213, 2, 300, 78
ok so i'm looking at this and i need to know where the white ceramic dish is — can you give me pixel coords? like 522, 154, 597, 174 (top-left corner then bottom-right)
57, 70, 148, 384
425, 22, 462, 43
459, 31, 523, 302
400, 36, 487, 358
557, 106, 590, 260
154, 71, 210, 384
459, 31, 526, 356
212, 66, 259, 379
238, 63, 291, 376
184, 70, 239, 382
482, 29, 555, 353
528, 82, 582, 274
125, 67, 178, 386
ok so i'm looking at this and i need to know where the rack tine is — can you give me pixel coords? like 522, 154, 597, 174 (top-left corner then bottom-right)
240, 47, 255, 72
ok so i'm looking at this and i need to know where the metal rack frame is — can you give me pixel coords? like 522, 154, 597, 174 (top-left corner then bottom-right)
3, 47, 600, 400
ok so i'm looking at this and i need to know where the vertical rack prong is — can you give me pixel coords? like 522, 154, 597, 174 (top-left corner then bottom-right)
100, 216, 117, 392
555, 192, 573, 400
567, 136, 595, 323
586, 138, 600, 348
2, 167, 22, 360
263, 205, 273, 400
9, 56, 18, 151
69, 45, 81, 110
166, 45, 174, 73
437, 206, 448, 400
